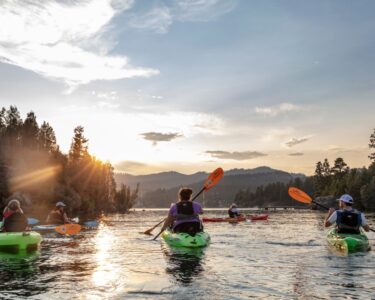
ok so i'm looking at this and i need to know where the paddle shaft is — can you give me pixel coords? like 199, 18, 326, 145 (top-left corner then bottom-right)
152, 187, 206, 240
312, 200, 329, 210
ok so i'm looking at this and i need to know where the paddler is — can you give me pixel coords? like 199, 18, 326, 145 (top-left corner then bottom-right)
228, 203, 240, 218
1, 199, 28, 232
46, 202, 72, 225
159, 187, 203, 235
324, 194, 370, 233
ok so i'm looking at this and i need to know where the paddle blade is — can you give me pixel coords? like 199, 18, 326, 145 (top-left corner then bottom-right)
55, 224, 81, 235
83, 220, 99, 228
204, 167, 224, 190
288, 187, 312, 204
27, 218, 39, 225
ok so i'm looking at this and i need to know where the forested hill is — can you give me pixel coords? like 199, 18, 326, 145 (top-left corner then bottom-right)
115, 167, 305, 207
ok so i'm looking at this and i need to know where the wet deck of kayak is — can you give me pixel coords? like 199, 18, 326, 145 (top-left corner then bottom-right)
1, 210, 375, 299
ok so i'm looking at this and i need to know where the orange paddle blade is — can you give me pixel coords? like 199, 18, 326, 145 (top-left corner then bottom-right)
55, 224, 81, 235
288, 187, 312, 204
204, 167, 224, 190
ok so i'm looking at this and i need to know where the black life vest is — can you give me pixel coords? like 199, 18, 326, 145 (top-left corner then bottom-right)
3, 212, 28, 232
336, 210, 361, 234
176, 201, 198, 220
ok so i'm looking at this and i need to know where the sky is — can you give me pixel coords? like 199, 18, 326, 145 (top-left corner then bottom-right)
1, 0, 375, 175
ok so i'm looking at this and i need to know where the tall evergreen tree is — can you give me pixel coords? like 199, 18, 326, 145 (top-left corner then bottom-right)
22, 111, 39, 149
331, 157, 349, 179
69, 126, 89, 161
369, 128, 375, 162
39, 121, 57, 152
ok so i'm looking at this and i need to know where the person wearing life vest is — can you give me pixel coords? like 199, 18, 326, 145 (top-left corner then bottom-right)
46, 202, 72, 225
228, 203, 240, 218
1, 199, 28, 232
159, 187, 203, 236
324, 194, 370, 234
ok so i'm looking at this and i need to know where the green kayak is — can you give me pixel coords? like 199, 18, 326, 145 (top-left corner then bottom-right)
162, 229, 210, 248
0, 231, 42, 253
326, 227, 370, 255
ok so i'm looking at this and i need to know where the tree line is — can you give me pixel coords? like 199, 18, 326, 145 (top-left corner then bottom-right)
0, 106, 138, 218
234, 128, 375, 210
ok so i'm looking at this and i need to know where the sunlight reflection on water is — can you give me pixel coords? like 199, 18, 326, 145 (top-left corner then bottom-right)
0, 210, 374, 299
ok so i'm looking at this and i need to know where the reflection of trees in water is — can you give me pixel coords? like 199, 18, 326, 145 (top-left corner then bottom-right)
164, 247, 205, 285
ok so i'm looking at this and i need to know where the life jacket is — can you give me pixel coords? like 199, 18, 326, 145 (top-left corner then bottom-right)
336, 209, 361, 234
3, 212, 28, 232
228, 208, 239, 218
48, 210, 65, 224
176, 201, 197, 220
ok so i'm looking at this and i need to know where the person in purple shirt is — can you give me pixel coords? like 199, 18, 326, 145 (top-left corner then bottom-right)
159, 187, 204, 235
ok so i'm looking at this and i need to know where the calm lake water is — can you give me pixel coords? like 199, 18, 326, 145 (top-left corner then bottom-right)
1, 210, 375, 299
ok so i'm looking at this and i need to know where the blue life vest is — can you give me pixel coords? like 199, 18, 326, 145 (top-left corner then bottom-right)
336, 209, 361, 234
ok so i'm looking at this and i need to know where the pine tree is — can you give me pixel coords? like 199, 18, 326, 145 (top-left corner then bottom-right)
314, 161, 324, 196
39, 121, 57, 152
369, 128, 375, 162
69, 126, 89, 161
22, 111, 39, 149
331, 157, 349, 179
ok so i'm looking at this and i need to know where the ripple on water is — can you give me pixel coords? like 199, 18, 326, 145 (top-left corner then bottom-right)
0, 210, 374, 299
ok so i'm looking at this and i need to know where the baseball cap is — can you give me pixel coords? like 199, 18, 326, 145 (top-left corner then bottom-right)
56, 201, 66, 207
337, 194, 353, 204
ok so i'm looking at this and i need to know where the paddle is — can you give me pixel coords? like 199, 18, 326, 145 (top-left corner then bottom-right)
151, 167, 224, 240
55, 223, 82, 235
288, 187, 375, 233
27, 218, 39, 225
142, 218, 166, 235
83, 220, 99, 228
288, 187, 329, 210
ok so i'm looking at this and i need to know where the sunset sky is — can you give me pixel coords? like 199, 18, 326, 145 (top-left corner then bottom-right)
1, 0, 375, 175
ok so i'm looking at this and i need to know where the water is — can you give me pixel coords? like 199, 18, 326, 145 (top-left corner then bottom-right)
1, 210, 375, 299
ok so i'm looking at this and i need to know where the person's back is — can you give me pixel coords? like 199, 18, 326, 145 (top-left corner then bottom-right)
228, 204, 239, 218
160, 187, 203, 236
324, 194, 370, 233
2, 199, 27, 232
3, 212, 28, 232
47, 202, 70, 224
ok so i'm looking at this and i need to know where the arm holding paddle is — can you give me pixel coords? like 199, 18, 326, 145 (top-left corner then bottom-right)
154, 215, 174, 240
324, 208, 336, 227
288, 187, 375, 232
148, 167, 224, 240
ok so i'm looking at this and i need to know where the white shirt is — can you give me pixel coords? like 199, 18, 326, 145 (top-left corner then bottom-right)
328, 209, 367, 226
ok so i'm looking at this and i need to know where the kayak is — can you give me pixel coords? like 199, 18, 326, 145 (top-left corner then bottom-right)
162, 229, 210, 248
249, 214, 269, 221
0, 231, 42, 253
326, 227, 371, 255
202, 216, 246, 223
32, 225, 57, 232
33, 224, 82, 235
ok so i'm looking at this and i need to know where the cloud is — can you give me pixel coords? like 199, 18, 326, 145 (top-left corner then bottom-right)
0, 0, 158, 87
285, 136, 311, 147
128, 5, 173, 34
205, 150, 267, 160
288, 152, 304, 156
140, 132, 183, 145
127, 0, 237, 33
255, 103, 303, 117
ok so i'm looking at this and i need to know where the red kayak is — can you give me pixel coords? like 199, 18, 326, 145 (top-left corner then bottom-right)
202, 216, 247, 223
248, 214, 269, 221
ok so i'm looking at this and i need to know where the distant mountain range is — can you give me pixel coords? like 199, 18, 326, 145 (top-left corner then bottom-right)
115, 167, 305, 208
